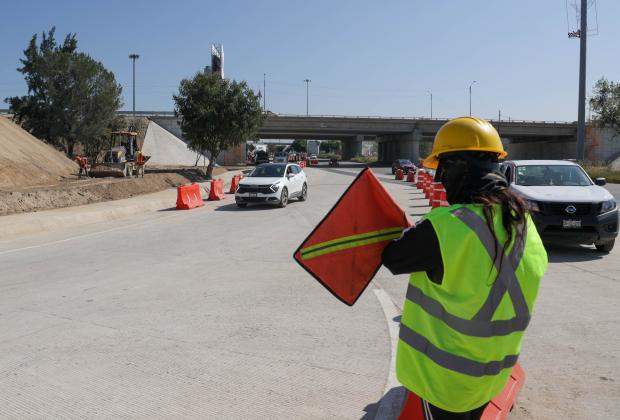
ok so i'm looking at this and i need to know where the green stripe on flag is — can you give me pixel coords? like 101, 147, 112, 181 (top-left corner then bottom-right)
300, 227, 403, 261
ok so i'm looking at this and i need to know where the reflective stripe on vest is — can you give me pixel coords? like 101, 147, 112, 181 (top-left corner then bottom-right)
299, 227, 403, 260
398, 207, 528, 376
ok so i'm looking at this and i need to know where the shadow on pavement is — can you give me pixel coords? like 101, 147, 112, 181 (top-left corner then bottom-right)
361, 386, 408, 420
157, 207, 179, 212
213, 202, 290, 212
545, 242, 606, 263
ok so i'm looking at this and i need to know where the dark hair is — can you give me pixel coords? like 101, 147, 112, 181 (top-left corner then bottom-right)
472, 188, 529, 265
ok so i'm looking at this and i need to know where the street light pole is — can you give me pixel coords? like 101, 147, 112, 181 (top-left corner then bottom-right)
304, 79, 311, 116
263, 73, 266, 111
128, 54, 140, 119
427, 91, 433, 119
469, 80, 476, 116
576, 0, 588, 160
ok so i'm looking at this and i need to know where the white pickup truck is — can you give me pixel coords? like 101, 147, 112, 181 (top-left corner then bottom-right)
500, 160, 618, 252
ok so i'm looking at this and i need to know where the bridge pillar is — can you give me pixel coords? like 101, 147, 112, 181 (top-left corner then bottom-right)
343, 135, 363, 160
377, 130, 421, 164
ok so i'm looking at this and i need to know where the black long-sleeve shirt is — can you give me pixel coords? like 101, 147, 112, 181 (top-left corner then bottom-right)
381, 220, 444, 284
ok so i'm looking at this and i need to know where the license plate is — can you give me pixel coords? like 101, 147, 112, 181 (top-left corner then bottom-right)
249, 192, 257, 197
563, 219, 581, 229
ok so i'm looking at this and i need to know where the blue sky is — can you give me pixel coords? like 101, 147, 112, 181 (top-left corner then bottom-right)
1, 0, 618, 121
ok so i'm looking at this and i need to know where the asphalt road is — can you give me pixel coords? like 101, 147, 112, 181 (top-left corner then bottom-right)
0, 165, 618, 419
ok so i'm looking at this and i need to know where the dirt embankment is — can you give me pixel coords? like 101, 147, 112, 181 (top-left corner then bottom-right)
0, 173, 186, 216
0, 117, 78, 190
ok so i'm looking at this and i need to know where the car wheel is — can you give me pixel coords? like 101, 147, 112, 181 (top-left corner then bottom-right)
236, 202, 247, 208
279, 187, 288, 208
595, 239, 615, 253
298, 183, 308, 201
391, 168, 395, 174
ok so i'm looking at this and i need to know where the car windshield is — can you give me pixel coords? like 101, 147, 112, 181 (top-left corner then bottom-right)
399, 160, 412, 165
515, 165, 592, 186
249, 165, 285, 177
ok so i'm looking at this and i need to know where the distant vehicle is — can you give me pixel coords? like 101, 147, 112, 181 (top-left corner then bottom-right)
235, 163, 308, 208
273, 151, 288, 163
255, 150, 270, 165
310, 154, 317, 159
501, 160, 618, 252
392, 159, 416, 174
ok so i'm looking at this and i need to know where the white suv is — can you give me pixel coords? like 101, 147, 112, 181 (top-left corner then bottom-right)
235, 163, 308, 208
501, 160, 618, 252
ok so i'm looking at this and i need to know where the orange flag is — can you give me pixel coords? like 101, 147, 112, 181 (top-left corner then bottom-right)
294, 168, 410, 305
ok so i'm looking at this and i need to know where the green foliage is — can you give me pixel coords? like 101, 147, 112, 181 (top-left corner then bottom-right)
351, 155, 378, 164
173, 72, 264, 178
291, 139, 307, 153
320, 140, 341, 154
590, 77, 620, 135
5, 27, 122, 159
582, 164, 620, 183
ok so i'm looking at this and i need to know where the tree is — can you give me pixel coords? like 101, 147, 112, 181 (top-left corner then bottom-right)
173, 72, 264, 178
5, 27, 122, 159
590, 77, 620, 135
291, 139, 307, 153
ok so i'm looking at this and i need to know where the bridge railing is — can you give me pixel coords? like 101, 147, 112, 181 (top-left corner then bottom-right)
270, 113, 576, 125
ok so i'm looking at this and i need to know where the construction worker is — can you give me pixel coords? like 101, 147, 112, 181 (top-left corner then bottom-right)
382, 117, 548, 419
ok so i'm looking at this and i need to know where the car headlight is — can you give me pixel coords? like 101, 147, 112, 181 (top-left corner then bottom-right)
270, 181, 281, 193
527, 200, 540, 212
600, 199, 617, 214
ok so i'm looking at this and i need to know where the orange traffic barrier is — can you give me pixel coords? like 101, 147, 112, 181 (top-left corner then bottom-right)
395, 169, 404, 180
481, 363, 526, 420
440, 189, 449, 207
208, 179, 226, 201
176, 183, 204, 210
430, 182, 443, 208
299, 160, 306, 169
422, 173, 430, 197
416, 169, 426, 189
229, 175, 241, 193
406, 170, 416, 182
425, 177, 435, 200
399, 363, 525, 420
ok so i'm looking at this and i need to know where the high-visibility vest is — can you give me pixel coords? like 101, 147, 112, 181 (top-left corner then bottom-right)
396, 203, 547, 412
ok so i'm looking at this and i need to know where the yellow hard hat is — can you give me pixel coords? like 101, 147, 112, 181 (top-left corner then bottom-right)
422, 116, 507, 169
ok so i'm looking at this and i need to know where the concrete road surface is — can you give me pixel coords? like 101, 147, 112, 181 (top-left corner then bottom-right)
0, 165, 618, 419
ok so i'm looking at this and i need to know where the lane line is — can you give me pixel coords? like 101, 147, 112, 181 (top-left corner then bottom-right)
373, 287, 407, 420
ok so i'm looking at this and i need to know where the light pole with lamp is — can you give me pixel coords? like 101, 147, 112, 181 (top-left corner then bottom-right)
469, 80, 476, 116
427, 90, 433, 119
304, 79, 311, 116
128, 54, 140, 119
263, 73, 266, 111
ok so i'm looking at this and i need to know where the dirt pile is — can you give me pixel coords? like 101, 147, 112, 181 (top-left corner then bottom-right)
0, 173, 195, 216
0, 116, 78, 190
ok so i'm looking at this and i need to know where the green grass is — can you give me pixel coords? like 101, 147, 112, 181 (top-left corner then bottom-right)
583, 165, 620, 183
350, 155, 378, 164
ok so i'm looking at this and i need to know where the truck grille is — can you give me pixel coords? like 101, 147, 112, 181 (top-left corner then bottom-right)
543, 202, 593, 216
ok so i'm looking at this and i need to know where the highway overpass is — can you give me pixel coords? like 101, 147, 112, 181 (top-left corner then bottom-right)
142, 112, 578, 162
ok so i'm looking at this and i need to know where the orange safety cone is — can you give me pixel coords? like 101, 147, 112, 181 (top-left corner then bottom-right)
395, 168, 404, 180
416, 169, 426, 189
430, 182, 443, 208
406, 170, 416, 182
440, 189, 449, 207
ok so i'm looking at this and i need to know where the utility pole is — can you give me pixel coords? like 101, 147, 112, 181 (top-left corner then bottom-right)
427, 91, 433, 119
498, 110, 501, 136
263, 73, 266, 111
128, 54, 140, 119
469, 80, 476, 116
576, 0, 587, 160
304, 79, 311, 116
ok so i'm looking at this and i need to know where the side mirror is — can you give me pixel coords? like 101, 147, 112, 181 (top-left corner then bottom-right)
595, 177, 607, 186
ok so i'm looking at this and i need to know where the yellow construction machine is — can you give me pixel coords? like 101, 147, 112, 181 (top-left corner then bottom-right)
90, 131, 150, 177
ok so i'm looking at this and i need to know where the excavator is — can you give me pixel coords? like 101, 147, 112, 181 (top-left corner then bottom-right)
90, 131, 150, 177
